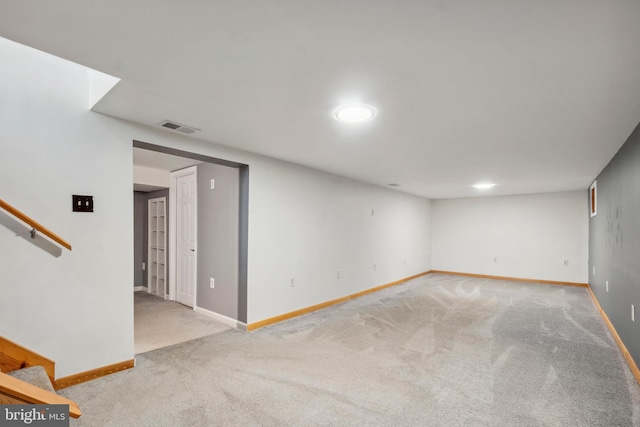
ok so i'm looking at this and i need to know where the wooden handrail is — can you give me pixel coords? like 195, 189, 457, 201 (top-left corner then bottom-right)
0, 372, 81, 418
0, 337, 56, 385
0, 198, 71, 251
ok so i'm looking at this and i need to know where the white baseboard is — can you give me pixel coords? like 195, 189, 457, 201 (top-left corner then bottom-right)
194, 306, 247, 330
133, 286, 146, 292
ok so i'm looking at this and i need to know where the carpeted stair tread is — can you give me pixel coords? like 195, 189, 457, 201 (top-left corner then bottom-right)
8, 365, 55, 393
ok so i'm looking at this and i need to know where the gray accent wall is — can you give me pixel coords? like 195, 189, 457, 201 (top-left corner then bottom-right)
196, 163, 241, 320
133, 192, 147, 287
589, 121, 640, 368
238, 166, 249, 323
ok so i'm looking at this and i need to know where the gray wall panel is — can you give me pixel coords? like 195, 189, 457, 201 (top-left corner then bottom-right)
133, 192, 146, 287
589, 121, 640, 367
238, 166, 249, 323
196, 163, 240, 320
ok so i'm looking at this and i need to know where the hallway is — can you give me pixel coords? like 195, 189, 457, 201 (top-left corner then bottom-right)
134, 291, 230, 354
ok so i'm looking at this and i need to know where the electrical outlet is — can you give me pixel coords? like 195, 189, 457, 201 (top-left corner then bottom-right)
606, 281, 609, 292
337, 270, 341, 279
593, 266, 596, 276
563, 260, 569, 266
210, 278, 215, 289
290, 278, 295, 287
632, 305, 635, 322
493, 257, 497, 263
373, 264, 376, 271
371, 209, 375, 216
210, 179, 215, 189
142, 262, 146, 271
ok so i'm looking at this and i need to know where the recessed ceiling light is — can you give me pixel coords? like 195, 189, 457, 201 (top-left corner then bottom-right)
473, 183, 496, 190
333, 104, 377, 123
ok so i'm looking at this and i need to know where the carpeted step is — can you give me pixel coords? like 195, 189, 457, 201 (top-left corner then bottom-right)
8, 365, 56, 393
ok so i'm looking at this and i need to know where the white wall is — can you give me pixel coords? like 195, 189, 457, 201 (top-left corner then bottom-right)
133, 165, 170, 188
0, 38, 134, 377
0, 37, 433, 376
245, 159, 432, 323
132, 142, 433, 324
432, 192, 589, 283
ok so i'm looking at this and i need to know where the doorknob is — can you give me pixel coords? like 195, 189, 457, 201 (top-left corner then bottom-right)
190, 249, 195, 252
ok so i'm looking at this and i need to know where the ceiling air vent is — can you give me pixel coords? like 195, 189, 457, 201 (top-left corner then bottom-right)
158, 120, 200, 134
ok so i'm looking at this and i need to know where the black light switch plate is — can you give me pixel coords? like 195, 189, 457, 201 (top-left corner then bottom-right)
73, 195, 94, 212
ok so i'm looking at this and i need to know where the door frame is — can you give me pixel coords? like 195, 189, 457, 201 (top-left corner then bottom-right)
169, 166, 198, 308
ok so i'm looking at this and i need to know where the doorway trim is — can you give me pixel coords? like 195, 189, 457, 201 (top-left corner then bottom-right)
169, 165, 198, 308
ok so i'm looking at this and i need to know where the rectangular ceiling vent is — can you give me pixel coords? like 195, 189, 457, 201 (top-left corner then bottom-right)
158, 120, 200, 134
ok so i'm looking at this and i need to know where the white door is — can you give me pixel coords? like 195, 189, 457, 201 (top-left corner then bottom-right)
176, 172, 197, 307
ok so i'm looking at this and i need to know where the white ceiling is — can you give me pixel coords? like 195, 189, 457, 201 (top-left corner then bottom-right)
132, 148, 202, 192
2, 1, 640, 199
132, 148, 202, 172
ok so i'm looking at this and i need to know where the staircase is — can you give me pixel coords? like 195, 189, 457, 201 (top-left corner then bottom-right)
0, 337, 81, 418
0, 201, 80, 417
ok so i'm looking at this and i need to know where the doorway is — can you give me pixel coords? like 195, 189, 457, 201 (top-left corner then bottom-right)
132, 140, 249, 353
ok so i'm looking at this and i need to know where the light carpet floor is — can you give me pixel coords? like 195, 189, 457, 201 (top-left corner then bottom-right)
134, 291, 230, 354
63, 274, 640, 426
